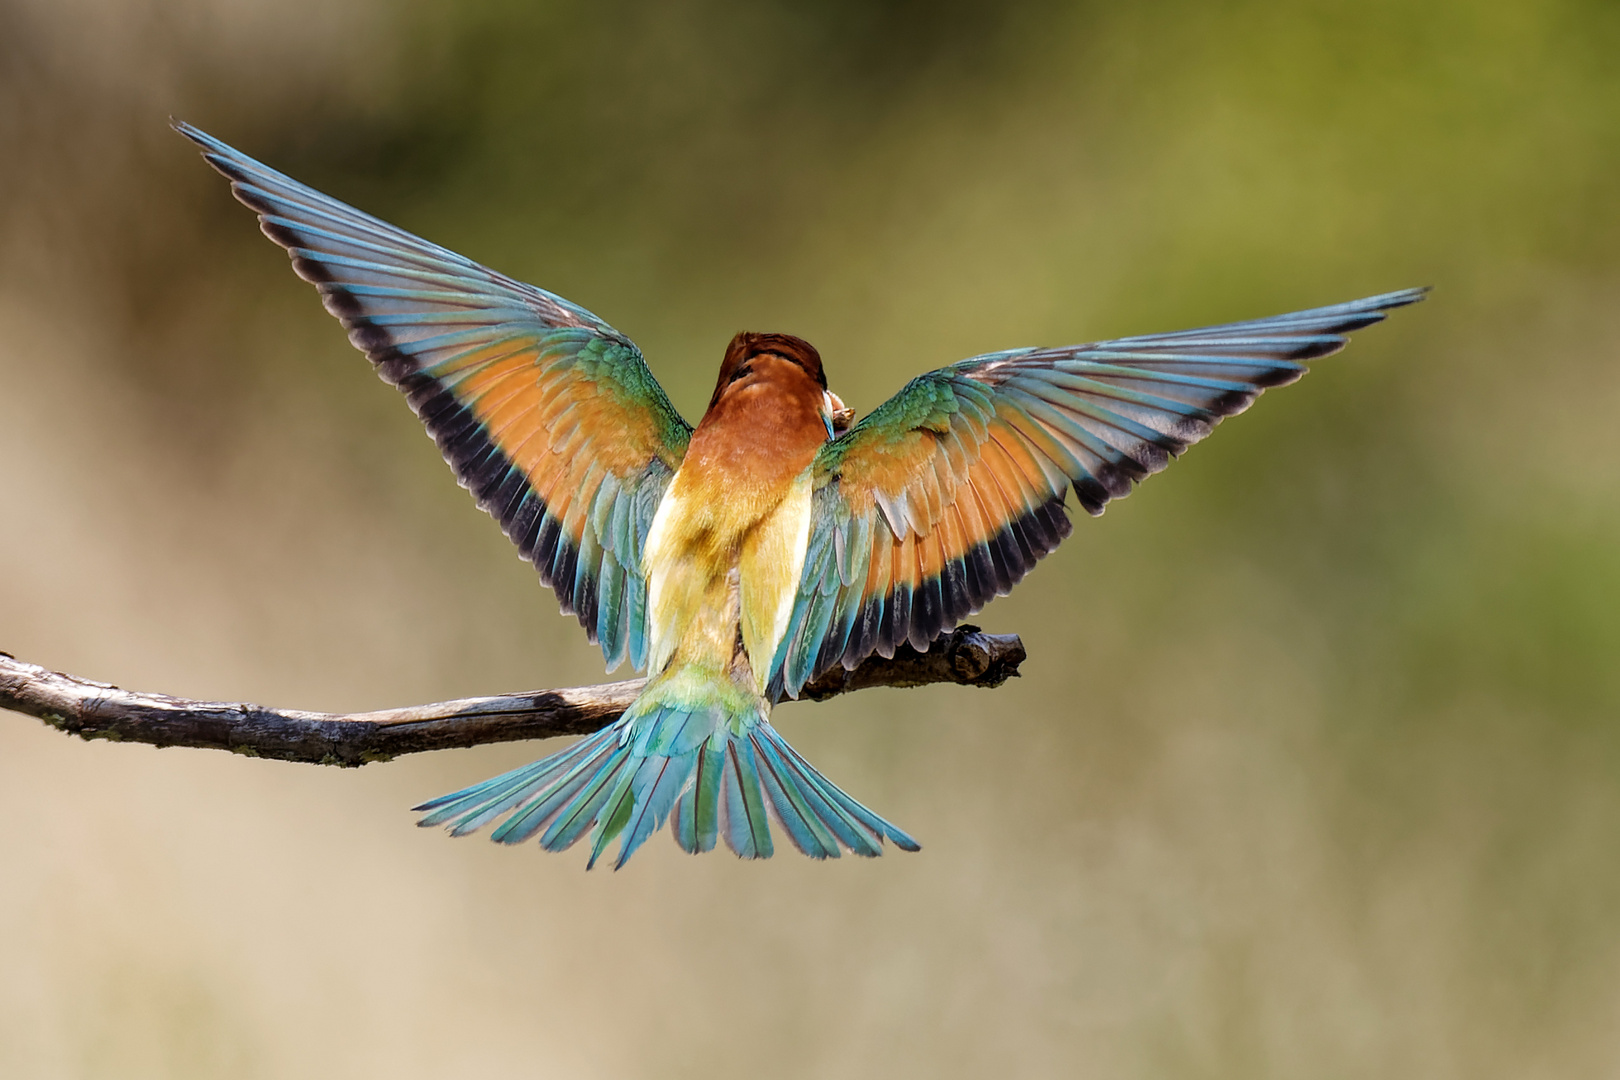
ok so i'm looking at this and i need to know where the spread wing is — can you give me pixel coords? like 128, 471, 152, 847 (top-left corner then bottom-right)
178, 123, 691, 672
770, 288, 1426, 699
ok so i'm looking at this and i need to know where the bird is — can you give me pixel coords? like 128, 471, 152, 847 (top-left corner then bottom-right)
177, 121, 1425, 869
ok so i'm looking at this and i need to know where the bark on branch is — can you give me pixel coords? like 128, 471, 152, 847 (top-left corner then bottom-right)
0, 626, 1025, 767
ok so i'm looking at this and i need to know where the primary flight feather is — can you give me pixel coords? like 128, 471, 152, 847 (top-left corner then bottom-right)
178, 121, 1424, 868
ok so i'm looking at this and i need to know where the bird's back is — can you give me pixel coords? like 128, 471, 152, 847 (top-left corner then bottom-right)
641, 361, 827, 690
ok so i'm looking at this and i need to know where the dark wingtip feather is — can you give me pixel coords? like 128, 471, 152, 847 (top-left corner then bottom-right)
1249, 363, 1310, 387
1360, 285, 1431, 311
1279, 339, 1347, 361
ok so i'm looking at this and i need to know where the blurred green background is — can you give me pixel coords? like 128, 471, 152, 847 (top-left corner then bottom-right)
3, 0, 1618, 1076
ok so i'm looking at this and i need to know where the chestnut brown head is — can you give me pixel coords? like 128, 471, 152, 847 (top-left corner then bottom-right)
706, 332, 826, 413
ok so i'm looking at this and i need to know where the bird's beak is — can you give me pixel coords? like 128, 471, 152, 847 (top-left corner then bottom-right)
823, 390, 854, 439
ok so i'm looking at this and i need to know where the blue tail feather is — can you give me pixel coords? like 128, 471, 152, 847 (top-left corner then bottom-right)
493, 736, 624, 844
414, 671, 920, 868
412, 727, 608, 829
586, 765, 641, 869
754, 731, 872, 857
720, 737, 774, 860
605, 751, 697, 869
751, 733, 840, 859
672, 741, 724, 854
533, 744, 634, 850
769, 730, 922, 852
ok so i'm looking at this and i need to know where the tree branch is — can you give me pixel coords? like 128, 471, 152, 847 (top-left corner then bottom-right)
0, 626, 1025, 767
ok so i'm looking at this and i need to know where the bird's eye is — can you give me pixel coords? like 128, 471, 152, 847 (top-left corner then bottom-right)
727, 364, 753, 386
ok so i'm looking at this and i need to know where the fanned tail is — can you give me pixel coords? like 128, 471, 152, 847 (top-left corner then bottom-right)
414, 673, 918, 869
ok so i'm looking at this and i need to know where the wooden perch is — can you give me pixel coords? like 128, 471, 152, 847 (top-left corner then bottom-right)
0, 626, 1025, 767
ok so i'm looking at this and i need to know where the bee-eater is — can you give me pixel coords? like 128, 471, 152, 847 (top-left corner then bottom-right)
178, 123, 1424, 869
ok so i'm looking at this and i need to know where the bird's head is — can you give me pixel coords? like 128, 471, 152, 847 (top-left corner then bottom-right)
707, 332, 854, 438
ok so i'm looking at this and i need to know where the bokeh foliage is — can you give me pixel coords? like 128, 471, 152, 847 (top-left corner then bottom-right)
3, 0, 1619, 1077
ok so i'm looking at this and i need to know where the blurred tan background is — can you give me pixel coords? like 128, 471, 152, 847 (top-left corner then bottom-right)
3, 0, 1619, 1076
